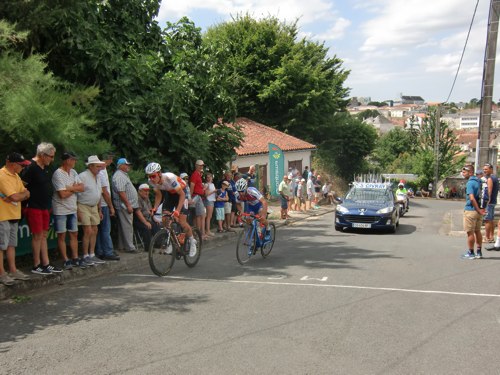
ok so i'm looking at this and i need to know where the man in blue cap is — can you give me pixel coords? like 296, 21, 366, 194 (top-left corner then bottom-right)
112, 158, 138, 253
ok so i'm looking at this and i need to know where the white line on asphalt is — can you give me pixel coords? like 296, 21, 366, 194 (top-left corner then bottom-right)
119, 274, 500, 298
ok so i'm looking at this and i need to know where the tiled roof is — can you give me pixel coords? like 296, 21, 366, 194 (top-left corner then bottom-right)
231, 117, 316, 156
456, 130, 479, 145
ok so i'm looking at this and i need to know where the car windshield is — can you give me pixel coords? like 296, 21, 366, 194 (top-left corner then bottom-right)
346, 188, 391, 202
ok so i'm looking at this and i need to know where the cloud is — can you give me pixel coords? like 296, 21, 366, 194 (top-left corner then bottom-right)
314, 17, 351, 41
158, 0, 336, 25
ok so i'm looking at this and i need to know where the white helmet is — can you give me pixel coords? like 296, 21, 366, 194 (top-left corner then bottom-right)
398, 183, 404, 188
235, 178, 248, 192
145, 162, 161, 175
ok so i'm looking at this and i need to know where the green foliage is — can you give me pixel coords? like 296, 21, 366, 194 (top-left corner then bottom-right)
317, 113, 378, 181
0, 23, 106, 158
414, 107, 465, 184
204, 14, 350, 144
356, 109, 380, 121
372, 127, 414, 170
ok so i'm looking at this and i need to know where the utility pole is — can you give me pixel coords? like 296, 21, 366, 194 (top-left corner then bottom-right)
433, 105, 441, 198
478, 0, 500, 168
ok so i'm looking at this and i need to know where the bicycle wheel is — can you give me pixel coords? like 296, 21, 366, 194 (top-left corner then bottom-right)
184, 227, 202, 268
236, 225, 256, 265
261, 222, 276, 258
148, 229, 176, 277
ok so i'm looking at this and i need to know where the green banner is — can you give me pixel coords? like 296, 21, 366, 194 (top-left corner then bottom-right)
16, 217, 58, 256
269, 143, 284, 197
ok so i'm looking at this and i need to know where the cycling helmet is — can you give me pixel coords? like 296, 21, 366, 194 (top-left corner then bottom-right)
145, 162, 161, 175
398, 183, 404, 188
235, 178, 248, 192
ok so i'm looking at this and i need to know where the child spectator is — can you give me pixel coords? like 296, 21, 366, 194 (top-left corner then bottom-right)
215, 181, 229, 233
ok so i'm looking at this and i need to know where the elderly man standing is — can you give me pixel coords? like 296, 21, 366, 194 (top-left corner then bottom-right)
95, 153, 119, 261
278, 174, 290, 220
78, 155, 106, 266
21, 142, 62, 275
189, 159, 207, 240
52, 152, 85, 269
0, 153, 31, 285
112, 158, 138, 253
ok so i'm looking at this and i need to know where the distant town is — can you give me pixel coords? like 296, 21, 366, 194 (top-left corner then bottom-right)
348, 95, 500, 165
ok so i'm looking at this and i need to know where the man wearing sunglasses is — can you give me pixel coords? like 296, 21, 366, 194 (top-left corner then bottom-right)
145, 162, 197, 257
461, 165, 485, 259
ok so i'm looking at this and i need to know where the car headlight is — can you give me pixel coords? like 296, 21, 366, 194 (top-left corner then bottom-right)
336, 205, 349, 214
376, 206, 394, 214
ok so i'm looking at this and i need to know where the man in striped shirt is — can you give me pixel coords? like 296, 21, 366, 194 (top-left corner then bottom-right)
112, 158, 139, 253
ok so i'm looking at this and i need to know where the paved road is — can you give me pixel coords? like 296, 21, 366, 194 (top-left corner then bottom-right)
2, 199, 500, 374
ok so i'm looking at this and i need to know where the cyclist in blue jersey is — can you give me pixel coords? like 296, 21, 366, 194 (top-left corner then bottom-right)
234, 178, 269, 226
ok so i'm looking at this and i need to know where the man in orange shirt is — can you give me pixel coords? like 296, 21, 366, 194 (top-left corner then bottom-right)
0, 153, 31, 285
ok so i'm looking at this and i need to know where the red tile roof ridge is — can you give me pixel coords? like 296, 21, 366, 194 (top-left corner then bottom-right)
230, 117, 316, 156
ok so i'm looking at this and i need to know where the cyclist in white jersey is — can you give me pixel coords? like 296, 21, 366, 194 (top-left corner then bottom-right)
145, 162, 197, 256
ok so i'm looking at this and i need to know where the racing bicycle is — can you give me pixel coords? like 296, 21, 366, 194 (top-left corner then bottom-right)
148, 213, 202, 277
236, 212, 276, 265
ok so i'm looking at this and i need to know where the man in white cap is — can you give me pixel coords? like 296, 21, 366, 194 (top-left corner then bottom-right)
77, 155, 106, 267
112, 158, 139, 253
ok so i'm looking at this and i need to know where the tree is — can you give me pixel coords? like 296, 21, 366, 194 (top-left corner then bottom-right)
317, 113, 378, 181
1, 3, 242, 174
356, 109, 380, 121
204, 14, 350, 144
414, 107, 465, 184
0, 20, 107, 158
372, 127, 414, 170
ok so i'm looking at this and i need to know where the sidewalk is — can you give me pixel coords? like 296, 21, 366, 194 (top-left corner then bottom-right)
0, 204, 336, 301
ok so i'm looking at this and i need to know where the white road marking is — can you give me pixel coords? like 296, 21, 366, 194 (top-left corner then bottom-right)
300, 276, 328, 282
118, 274, 500, 298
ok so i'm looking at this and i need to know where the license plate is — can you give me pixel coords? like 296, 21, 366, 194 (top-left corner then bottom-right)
352, 223, 371, 228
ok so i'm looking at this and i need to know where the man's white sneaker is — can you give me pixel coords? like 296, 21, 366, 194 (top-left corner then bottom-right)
189, 238, 197, 257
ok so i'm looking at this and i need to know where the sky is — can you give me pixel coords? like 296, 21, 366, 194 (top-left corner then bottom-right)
157, 0, 497, 104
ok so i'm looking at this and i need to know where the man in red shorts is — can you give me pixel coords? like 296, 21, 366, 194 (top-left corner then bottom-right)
21, 142, 63, 275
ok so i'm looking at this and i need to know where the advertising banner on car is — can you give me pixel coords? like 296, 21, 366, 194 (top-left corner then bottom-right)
268, 143, 284, 197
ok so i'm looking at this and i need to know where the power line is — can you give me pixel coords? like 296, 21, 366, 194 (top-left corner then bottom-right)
444, 0, 480, 103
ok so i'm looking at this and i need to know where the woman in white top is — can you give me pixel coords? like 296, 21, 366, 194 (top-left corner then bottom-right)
204, 173, 217, 237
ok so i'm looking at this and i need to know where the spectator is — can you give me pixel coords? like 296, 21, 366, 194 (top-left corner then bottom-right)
232, 171, 244, 226
134, 183, 157, 251
292, 178, 300, 211
180, 172, 195, 226
112, 158, 139, 253
95, 153, 120, 261
314, 174, 322, 208
248, 165, 256, 188
204, 172, 216, 237
215, 181, 229, 232
278, 174, 290, 219
483, 163, 498, 243
297, 178, 306, 212
302, 166, 309, 181
52, 152, 85, 269
77, 155, 106, 267
189, 160, 207, 240
221, 170, 236, 230
288, 174, 297, 212
306, 175, 314, 210
322, 180, 333, 204
0, 153, 31, 285
460, 165, 485, 259
21, 142, 62, 274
